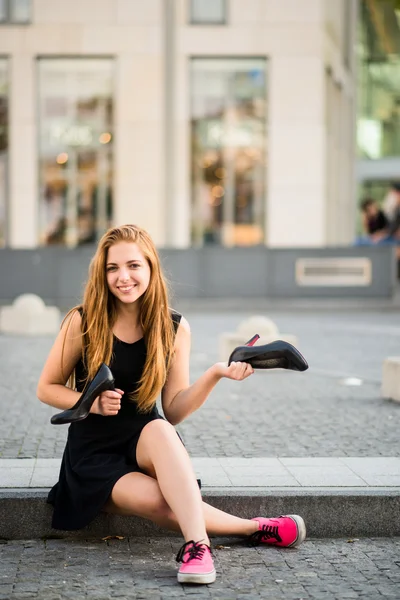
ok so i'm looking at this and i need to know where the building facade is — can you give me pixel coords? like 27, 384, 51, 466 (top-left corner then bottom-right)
0, 0, 360, 250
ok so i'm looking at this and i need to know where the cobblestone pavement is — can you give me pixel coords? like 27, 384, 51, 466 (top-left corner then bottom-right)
1, 310, 400, 459
0, 536, 399, 599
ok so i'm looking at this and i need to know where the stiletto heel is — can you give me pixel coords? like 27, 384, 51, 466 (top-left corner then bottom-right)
228, 339, 309, 372
51, 363, 115, 425
245, 334, 260, 347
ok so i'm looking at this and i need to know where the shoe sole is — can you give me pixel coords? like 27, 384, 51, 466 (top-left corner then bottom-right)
287, 515, 307, 547
177, 569, 216, 584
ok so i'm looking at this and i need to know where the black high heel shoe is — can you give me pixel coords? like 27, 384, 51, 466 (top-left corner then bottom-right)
228, 338, 309, 372
51, 363, 115, 425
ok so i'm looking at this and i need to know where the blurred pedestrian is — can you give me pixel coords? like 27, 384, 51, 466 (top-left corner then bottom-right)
360, 197, 389, 240
372, 182, 400, 244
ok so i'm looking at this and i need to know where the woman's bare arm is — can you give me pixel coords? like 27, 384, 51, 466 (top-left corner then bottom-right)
161, 317, 253, 425
36, 309, 83, 410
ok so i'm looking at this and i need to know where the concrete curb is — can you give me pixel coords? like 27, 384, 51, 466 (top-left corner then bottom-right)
1, 488, 399, 540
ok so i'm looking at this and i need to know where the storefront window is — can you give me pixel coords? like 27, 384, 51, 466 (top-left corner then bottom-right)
38, 58, 114, 246
191, 58, 267, 246
0, 58, 8, 247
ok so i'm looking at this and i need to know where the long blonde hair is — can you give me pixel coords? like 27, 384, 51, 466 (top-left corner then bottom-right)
63, 224, 176, 412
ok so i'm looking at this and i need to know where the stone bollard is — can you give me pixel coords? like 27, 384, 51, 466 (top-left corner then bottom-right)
382, 358, 400, 403
219, 315, 298, 362
0, 294, 61, 335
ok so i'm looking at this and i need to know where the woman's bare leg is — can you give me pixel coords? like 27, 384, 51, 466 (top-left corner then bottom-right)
202, 503, 258, 536
105, 469, 258, 537
135, 419, 210, 544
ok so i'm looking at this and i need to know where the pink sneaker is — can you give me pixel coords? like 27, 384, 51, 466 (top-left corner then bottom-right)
249, 515, 306, 548
176, 540, 216, 584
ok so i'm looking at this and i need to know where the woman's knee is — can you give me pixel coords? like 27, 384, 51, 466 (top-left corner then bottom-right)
136, 419, 182, 472
107, 473, 172, 520
141, 490, 172, 520
139, 418, 177, 449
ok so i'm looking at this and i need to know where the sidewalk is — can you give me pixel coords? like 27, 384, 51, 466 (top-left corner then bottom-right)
2, 537, 399, 600
1, 308, 399, 540
1, 456, 399, 539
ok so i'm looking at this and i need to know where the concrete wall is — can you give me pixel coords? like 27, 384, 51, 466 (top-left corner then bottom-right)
0, 245, 395, 309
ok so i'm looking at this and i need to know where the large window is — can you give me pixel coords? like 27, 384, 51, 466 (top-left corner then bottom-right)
356, 0, 400, 234
189, 0, 226, 24
38, 58, 114, 247
357, 0, 400, 159
191, 58, 267, 246
0, 58, 7, 247
0, 0, 31, 24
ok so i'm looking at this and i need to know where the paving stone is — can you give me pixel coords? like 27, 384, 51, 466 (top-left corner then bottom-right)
2, 537, 399, 599
1, 310, 400, 460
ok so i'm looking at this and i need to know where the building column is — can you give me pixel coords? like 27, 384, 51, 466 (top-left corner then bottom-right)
9, 54, 37, 248
345, 0, 359, 244
113, 10, 165, 245
324, 0, 358, 245
267, 55, 326, 247
169, 51, 191, 248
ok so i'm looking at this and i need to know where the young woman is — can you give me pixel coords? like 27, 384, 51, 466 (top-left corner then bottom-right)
37, 224, 306, 585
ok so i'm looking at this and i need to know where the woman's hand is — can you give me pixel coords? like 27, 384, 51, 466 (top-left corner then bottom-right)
213, 361, 254, 381
91, 388, 124, 416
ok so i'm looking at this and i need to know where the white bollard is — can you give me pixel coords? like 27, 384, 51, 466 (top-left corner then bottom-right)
382, 358, 400, 403
0, 294, 61, 335
219, 315, 298, 361
237, 316, 279, 339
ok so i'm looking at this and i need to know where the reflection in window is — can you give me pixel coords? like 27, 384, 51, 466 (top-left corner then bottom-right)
357, 1, 400, 159
0, 1, 6, 21
38, 59, 114, 247
191, 58, 267, 246
0, 58, 8, 247
0, 0, 31, 23
190, 0, 226, 24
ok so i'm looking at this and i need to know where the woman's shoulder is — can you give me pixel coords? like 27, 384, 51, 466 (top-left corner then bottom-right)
55, 307, 84, 361
169, 308, 190, 335
58, 307, 84, 349
62, 305, 83, 330
169, 308, 182, 325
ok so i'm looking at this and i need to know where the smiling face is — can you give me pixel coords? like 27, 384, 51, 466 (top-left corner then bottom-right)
106, 241, 151, 305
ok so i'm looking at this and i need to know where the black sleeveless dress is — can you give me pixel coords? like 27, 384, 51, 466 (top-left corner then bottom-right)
47, 310, 182, 531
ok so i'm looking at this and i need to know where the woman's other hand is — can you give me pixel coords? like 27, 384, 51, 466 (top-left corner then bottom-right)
214, 361, 254, 381
91, 388, 124, 416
